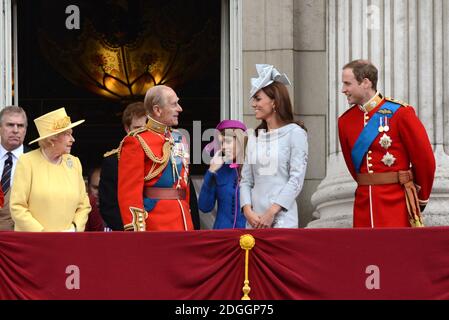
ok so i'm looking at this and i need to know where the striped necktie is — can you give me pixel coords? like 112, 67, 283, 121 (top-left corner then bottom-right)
1, 152, 13, 194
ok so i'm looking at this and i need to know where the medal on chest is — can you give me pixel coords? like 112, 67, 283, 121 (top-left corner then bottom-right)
378, 116, 390, 133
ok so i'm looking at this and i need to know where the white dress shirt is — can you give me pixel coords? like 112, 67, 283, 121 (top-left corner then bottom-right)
0, 144, 24, 189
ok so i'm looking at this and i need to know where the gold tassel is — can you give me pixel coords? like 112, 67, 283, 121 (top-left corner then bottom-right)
399, 171, 424, 228
240, 234, 255, 300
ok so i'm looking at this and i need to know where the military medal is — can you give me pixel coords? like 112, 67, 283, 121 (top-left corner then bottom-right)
378, 116, 390, 132
381, 152, 396, 167
379, 133, 392, 149
378, 117, 384, 132
383, 116, 390, 132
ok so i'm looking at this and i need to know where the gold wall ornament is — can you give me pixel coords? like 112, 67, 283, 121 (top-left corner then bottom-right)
38, 10, 219, 101
240, 234, 255, 300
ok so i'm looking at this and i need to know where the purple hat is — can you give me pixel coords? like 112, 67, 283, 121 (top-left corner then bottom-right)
215, 120, 247, 132
204, 120, 247, 154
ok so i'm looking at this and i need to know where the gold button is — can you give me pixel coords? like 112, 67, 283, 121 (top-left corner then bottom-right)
368, 164, 373, 167
368, 151, 373, 154
369, 170, 374, 174
368, 157, 372, 160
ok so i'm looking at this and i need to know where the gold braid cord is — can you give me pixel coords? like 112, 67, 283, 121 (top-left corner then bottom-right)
117, 129, 172, 181
135, 134, 171, 181
398, 170, 424, 227
117, 128, 147, 161
124, 207, 148, 231
240, 234, 256, 300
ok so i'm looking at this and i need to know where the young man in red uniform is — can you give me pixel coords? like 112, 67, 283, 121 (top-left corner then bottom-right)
118, 85, 193, 231
338, 59, 435, 228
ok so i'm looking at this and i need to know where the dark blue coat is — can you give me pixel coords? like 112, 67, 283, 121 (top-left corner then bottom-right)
198, 165, 246, 229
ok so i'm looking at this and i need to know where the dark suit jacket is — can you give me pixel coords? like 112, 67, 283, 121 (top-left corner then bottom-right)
99, 151, 201, 231
99, 152, 123, 231
189, 178, 200, 230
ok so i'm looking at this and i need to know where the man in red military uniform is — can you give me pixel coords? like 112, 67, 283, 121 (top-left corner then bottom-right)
118, 85, 193, 231
338, 59, 435, 228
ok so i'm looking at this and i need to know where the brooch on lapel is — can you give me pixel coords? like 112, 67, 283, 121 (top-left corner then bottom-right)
66, 157, 73, 168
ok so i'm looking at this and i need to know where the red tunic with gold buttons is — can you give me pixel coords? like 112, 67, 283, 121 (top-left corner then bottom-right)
338, 93, 435, 227
117, 120, 193, 231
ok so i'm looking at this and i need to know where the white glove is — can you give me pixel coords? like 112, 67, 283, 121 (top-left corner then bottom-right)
62, 225, 76, 232
209, 150, 224, 173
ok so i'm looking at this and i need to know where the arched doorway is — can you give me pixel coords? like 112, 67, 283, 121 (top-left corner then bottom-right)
16, 0, 223, 175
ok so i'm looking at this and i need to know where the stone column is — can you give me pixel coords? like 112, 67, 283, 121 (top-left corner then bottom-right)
0, 0, 13, 106
242, 0, 296, 129
308, 0, 449, 227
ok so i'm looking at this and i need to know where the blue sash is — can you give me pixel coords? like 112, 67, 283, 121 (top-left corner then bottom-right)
143, 131, 185, 212
351, 101, 401, 173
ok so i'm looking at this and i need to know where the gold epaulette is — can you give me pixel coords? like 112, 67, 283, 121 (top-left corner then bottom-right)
385, 97, 410, 107
117, 127, 148, 160
103, 148, 118, 158
128, 127, 148, 137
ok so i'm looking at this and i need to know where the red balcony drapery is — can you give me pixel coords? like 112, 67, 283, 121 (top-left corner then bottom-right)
1, 228, 449, 300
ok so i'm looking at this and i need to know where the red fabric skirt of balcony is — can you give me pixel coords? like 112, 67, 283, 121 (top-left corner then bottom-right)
1, 228, 449, 299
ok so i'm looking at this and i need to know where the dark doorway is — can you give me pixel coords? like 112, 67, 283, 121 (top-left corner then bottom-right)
17, 0, 221, 175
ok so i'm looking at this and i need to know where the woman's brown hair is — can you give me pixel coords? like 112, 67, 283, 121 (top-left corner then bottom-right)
255, 81, 306, 136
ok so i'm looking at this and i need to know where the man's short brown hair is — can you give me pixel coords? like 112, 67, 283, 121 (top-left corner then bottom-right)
122, 102, 147, 128
343, 59, 378, 91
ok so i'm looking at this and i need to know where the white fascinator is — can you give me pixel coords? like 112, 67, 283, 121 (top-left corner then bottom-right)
249, 64, 291, 99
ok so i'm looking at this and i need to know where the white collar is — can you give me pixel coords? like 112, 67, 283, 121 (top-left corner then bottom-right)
0, 144, 24, 160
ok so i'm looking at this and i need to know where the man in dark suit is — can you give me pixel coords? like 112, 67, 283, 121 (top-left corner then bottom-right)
99, 102, 148, 230
0, 106, 30, 230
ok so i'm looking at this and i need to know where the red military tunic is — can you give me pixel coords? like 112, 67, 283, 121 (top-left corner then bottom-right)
338, 92, 435, 227
118, 118, 193, 231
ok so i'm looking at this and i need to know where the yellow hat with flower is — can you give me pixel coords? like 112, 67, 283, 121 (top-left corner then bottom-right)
29, 107, 85, 144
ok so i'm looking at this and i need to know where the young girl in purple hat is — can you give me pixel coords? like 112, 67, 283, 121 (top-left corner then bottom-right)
198, 120, 247, 229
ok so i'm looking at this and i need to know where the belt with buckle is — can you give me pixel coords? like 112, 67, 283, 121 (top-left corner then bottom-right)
143, 187, 186, 200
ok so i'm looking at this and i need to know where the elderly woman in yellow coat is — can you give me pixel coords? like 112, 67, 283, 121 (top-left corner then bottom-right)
10, 108, 91, 232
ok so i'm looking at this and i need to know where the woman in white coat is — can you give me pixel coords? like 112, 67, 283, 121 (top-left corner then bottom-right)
240, 64, 308, 228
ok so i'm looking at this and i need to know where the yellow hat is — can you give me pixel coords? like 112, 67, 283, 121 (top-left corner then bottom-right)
29, 107, 85, 144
